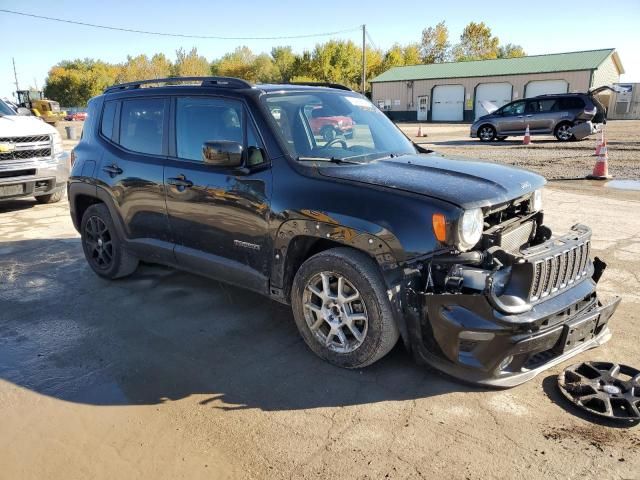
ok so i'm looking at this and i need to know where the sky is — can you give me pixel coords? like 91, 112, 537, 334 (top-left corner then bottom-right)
1, 0, 639, 99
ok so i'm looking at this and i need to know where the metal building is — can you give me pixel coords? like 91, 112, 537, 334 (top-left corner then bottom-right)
370, 49, 624, 122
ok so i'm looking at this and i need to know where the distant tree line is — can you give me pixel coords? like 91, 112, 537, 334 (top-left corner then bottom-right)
43, 22, 525, 106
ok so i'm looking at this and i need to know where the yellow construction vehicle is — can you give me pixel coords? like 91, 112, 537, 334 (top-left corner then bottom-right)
16, 90, 66, 125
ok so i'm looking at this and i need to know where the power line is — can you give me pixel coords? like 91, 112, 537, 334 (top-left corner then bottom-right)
0, 9, 360, 40
365, 31, 379, 52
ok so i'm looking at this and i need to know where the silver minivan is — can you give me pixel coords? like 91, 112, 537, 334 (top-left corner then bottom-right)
470, 92, 606, 142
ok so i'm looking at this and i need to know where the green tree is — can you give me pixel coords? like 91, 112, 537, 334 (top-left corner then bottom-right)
44, 59, 119, 106
310, 40, 361, 89
498, 43, 526, 59
117, 54, 172, 82
453, 22, 500, 61
421, 21, 450, 63
402, 44, 422, 65
271, 46, 296, 82
173, 47, 210, 77
216, 46, 257, 80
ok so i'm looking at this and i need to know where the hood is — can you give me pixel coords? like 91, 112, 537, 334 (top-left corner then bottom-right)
317, 153, 546, 209
0, 115, 57, 137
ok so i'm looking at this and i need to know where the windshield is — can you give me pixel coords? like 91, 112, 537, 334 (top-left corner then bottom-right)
0, 100, 15, 116
262, 90, 416, 163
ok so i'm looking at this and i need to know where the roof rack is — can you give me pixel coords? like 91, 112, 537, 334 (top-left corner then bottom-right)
285, 82, 353, 91
104, 76, 253, 93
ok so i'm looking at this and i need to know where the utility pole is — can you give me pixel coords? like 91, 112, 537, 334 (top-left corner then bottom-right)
12, 57, 20, 92
361, 25, 366, 95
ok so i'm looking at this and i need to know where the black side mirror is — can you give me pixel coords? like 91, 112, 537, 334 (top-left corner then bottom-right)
16, 107, 32, 116
202, 141, 243, 167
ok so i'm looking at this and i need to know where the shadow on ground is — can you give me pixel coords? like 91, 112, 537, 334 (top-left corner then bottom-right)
0, 238, 475, 411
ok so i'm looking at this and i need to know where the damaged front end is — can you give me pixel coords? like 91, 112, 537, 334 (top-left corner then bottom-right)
395, 201, 620, 387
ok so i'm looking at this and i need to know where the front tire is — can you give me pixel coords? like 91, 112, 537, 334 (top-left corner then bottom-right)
291, 248, 399, 369
35, 190, 64, 204
80, 203, 138, 279
478, 125, 496, 142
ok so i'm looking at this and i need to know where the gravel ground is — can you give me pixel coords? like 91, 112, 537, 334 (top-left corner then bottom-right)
399, 120, 640, 181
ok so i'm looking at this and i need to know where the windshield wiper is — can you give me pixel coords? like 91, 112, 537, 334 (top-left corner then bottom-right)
296, 156, 359, 165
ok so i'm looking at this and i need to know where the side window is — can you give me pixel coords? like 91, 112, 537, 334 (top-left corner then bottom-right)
526, 101, 539, 113
247, 120, 266, 166
100, 101, 117, 139
119, 98, 165, 155
176, 97, 243, 162
501, 101, 525, 116
538, 99, 557, 112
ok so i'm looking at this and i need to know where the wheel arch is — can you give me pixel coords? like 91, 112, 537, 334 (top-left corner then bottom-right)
68, 183, 127, 240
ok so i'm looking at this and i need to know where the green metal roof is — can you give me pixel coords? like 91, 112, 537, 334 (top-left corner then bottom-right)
371, 49, 616, 83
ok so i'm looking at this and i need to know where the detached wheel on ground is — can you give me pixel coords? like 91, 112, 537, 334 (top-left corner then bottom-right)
478, 125, 496, 142
291, 247, 399, 369
554, 122, 575, 142
80, 203, 139, 279
35, 190, 64, 204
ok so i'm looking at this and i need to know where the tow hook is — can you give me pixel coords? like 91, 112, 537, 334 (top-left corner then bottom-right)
592, 257, 607, 283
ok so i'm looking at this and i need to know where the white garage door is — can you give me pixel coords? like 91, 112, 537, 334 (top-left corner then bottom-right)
432, 85, 464, 121
475, 83, 512, 120
525, 80, 568, 98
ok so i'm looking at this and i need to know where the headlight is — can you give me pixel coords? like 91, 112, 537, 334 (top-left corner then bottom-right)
457, 208, 484, 251
531, 189, 543, 212
52, 132, 63, 155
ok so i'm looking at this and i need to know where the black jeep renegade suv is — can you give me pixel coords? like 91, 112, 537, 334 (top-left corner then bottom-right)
68, 77, 619, 387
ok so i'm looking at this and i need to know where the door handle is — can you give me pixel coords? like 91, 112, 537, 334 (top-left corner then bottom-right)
167, 175, 193, 188
517, 115, 524, 118
102, 164, 123, 176
525, 114, 533, 117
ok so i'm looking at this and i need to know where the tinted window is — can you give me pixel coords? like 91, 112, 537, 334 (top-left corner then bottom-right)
176, 97, 243, 162
119, 98, 165, 155
500, 101, 525, 116
557, 97, 585, 110
100, 101, 117, 139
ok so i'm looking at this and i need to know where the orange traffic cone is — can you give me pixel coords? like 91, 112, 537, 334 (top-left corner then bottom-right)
594, 127, 605, 156
587, 141, 612, 180
523, 124, 531, 145
417, 124, 424, 137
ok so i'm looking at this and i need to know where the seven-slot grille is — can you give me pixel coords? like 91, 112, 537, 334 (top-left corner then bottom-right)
0, 135, 52, 161
529, 241, 591, 301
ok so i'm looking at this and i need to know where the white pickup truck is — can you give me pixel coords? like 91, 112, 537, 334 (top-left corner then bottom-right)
0, 99, 70, 203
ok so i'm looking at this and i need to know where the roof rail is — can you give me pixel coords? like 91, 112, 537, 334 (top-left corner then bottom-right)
285, 82, 353, 91
104, 76, 253, 93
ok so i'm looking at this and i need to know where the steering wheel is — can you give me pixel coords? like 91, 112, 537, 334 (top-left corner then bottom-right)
322, 137, 348, 149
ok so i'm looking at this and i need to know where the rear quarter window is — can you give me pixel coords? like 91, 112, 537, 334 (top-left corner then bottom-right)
100, 101, 117, 140
558, 97, 585, 109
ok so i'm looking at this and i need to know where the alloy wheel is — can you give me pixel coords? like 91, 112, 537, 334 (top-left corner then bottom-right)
83, 216, 114, 269
302, 271, 368, 353
557, 124, 573, 141
479, 126, 495, 141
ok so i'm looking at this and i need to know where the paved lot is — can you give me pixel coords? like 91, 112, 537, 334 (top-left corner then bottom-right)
1, 139, 639, 479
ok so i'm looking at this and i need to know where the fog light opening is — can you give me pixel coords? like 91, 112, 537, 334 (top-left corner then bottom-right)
499, 355, 514, 371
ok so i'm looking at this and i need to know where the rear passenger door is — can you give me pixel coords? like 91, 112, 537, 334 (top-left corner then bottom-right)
97, 97, 172, 259
164, 95, 272, 294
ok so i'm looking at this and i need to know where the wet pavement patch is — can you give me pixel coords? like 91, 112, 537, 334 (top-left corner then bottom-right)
605, 180, 640, 191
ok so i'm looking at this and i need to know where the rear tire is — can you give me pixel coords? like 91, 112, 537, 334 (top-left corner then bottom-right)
291, 247, 399, 369
478, 125, 496, 142
35, 190, 64, 204
80, 203, 138, 279
554, 122, 575, 142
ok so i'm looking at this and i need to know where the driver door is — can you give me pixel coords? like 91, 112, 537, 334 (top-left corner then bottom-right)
495, 100, 526, 134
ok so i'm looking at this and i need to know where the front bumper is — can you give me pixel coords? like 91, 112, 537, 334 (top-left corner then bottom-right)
0, 151, 70, 199
396, 225, 620, 387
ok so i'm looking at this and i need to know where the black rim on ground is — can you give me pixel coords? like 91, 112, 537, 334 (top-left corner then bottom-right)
83, 215, 114, 270
557, 361, 640, 421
